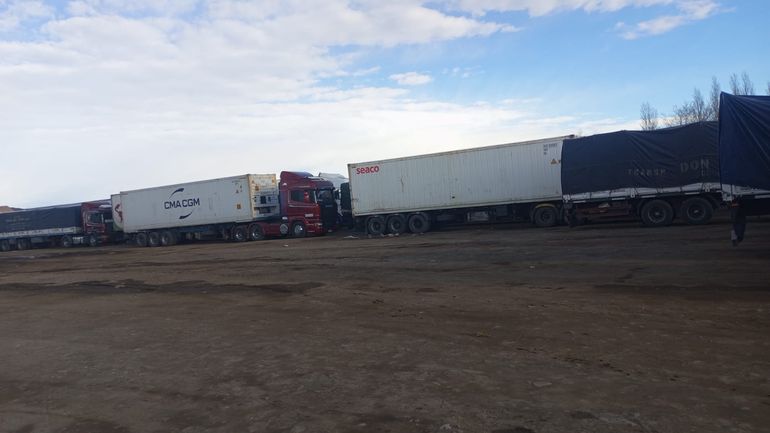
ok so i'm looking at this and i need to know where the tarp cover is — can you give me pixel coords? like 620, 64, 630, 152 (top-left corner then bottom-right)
0, 204, 82, 234
719, 93, 770, 191
561, 121, 718, 195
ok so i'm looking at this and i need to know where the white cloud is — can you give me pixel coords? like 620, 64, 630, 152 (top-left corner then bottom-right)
0, 0, 52, 32
390, 72, 433, 85
444, 0, 675, 17
443, 0, 722, 38
617, 0, 721, 39
0, 0, 716, 207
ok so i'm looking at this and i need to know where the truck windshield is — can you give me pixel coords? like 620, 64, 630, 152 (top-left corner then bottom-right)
290, 189, 317, 204
317, 189, 335, 204
87, 212, 104, 224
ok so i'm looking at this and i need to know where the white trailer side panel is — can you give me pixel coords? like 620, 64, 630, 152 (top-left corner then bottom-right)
348, 136, 569, 216
115, 174, 279, 232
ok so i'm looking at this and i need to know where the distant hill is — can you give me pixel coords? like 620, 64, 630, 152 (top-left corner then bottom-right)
0, 206, 21, 213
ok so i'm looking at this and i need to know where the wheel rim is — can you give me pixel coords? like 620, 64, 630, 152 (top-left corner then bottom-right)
538, 209, 555, 225
250, 227, 262, 240
294, 225, 305, 236
390, 220, 403, 232
648, 206, 666, 224
687, 204, 705, 220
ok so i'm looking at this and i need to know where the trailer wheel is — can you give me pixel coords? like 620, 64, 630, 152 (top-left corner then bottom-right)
0, 240, 10, 252
533, 206, 558, 228
386, 214, 407, 235
147, 231, 161, 247
292, 222, 307, 238
160, 230, 177, 247
366, 216, 386, 236
135, 232, 149, 247
230, 225, 247, 242
407, 213, 431, 234
641, 200, 674, 227
680, 197, 713, 225
61, 235, 74, 248
248, 224, 265, 241
16, 238, 31, 251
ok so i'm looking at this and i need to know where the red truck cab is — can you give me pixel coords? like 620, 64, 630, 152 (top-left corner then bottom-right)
80, 200, 117, 246
258, 171, 337, 238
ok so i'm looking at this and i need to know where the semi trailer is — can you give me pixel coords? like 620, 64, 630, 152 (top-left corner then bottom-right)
112, 172, 337, 247
561, 122, 721, 227
346, 136, 573, 234
718, 92, 770, 245
0, 201, 115, 252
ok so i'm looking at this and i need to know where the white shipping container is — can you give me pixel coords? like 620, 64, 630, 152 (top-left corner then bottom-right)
112, 174, 279, 232
348, 136, 571, 216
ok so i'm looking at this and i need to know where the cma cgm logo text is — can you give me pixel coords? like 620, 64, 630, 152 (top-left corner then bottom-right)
164, 188, 200, 219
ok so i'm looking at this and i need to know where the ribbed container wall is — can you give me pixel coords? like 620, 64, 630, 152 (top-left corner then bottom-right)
348, 137, 568, 216
112, 174, 279, 232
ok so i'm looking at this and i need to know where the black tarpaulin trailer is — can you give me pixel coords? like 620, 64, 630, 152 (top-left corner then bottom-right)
0, 204, 83, 238
561, 122, 722, 227
718, 92, 770, 245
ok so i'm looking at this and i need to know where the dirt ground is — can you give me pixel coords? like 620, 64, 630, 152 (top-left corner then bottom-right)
1, 217, 769, 433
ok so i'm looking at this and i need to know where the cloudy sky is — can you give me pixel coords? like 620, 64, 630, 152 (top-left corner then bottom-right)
1, 0, 768, 207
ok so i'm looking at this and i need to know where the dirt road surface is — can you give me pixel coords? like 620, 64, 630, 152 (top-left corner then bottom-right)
1, 220, 769, 433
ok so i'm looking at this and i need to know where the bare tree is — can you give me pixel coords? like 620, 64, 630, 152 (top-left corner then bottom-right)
741, 71, 755, 95
666, 88, 711, 127
730, 71, 755, 95
640, 102, 659, 130
690, 88, 709, 121
730, 73, 740, 94
708, 76, 720, 121
667, 103, 692, 127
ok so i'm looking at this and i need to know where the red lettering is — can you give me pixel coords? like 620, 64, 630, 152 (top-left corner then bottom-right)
355, 165, 380, 175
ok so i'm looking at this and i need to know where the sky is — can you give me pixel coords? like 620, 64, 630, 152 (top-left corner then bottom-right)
1, 0, 768, 208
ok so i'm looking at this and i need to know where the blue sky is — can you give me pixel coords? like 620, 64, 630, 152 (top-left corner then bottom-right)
1, 0, 768, 207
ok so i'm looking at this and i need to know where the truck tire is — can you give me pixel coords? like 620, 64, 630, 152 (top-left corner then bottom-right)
0, 240, 10, 252
407, 213, 431, 234
160, 230, 177, 246
680, 197, 713, 225
16, 238, 31, 251
386, 214, 407, 235
292, 222, 306, 238
87, 234, 99, 247
232, 225, 248, 242
61, 235, 73, 248
640, 199, 674, 227
147, 231, 161, 247
248, 223, 265, 241
533, 206, 558, 228
366, 216, 386, 236
135, 232, 149, 247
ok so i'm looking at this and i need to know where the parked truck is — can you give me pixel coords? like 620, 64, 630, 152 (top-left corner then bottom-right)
561, 121, 721, 227
718, 92, 770, 245
346, 136, 573, 234
318, 172, 349, 224
111, 172, 337, 247
0, 200, 115, 252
